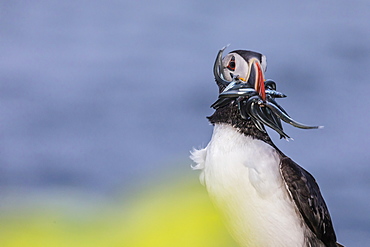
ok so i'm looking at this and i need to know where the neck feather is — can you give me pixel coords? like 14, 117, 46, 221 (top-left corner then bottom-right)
207, 104, 277, 148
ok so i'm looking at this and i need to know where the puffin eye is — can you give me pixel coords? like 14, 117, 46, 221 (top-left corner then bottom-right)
227, 56, 236, 71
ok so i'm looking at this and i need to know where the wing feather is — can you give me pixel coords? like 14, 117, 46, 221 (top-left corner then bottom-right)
280, 157, 338, 247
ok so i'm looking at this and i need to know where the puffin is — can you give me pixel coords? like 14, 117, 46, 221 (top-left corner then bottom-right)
191, 47, 343, 247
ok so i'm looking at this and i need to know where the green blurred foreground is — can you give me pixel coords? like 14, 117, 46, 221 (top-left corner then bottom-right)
0, 174, 238, 247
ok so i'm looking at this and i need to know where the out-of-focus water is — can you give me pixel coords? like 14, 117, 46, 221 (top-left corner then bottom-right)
0, 0, 369, 245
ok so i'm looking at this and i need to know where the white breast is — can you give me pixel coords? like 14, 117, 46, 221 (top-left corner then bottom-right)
191, 124, 306, 247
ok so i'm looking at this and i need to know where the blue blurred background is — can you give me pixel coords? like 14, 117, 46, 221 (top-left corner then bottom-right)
0, 0, 369, 246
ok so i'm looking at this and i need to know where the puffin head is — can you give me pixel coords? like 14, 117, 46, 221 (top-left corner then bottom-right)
214, 46, 266, 100
221, 50, 267, 100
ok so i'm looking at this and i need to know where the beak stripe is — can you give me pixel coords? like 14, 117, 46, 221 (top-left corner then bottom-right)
255, 62, 266, 101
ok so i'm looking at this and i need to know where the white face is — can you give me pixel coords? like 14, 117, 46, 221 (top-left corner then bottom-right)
221, 53, 248, 81
221, 52, 267, 82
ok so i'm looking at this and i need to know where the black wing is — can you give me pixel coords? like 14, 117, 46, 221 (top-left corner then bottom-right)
280, 157, 337, 247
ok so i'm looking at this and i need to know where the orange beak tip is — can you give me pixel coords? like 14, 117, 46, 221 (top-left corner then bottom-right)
255, 62, 266, 101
